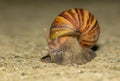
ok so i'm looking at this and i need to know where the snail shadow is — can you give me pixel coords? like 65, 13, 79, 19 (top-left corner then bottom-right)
41, 54, 51, 63
91, 44, 99, 52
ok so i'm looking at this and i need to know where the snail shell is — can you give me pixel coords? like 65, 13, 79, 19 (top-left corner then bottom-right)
49, 8, 100, 48
42, 8, 100, 65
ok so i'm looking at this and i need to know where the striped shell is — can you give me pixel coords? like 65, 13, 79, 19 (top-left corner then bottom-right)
49, 8, 100, 48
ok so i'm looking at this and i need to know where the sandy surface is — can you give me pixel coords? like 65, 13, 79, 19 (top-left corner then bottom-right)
0, 0, 120, 81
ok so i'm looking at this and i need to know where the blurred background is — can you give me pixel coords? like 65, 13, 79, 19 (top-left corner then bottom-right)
0, 0, 119, 35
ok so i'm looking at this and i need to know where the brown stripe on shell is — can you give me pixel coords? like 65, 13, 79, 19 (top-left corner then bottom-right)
82, 23, 99, 41
75, 9, 81, 27
59, 11, 77, 29
50, 15, 75, 29
81, 28, 99, 42
50, 25, 76, 32
80, 9, 84, 24
80, 39, 96, 45
78, 9, 85, 32
82, 16, 96, 34
86, 12, 91, 26
68, 9, 79, 29
88, 21, 99, 34
80, 41, 94, 48
81, 9, 90, 33
82, 12, 93, 33
75, 9, 82, 28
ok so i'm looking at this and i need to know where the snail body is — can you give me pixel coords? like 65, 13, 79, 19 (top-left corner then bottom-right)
41, 8, 100, 65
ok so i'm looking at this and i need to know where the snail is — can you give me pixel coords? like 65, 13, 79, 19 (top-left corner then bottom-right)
41, 8, 100, 65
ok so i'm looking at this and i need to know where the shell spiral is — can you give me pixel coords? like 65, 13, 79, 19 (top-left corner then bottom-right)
49, 8, 100, 48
